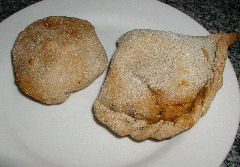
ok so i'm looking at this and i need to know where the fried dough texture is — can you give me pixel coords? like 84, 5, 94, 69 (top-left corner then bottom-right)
93, 29, 239, 140
12, 16, 108, 104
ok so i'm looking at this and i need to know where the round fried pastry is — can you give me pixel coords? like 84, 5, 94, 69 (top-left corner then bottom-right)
12, 16, 108, 104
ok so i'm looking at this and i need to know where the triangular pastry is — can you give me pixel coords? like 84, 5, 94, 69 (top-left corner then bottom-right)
93, 29, 238, 140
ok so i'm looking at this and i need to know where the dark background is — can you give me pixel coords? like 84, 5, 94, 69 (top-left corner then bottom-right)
0, 0, 239, 166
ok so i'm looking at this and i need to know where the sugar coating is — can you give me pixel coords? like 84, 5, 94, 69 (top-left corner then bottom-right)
116, 30, 216, 105
12, 16, 108, 104
94, 29, 239, 140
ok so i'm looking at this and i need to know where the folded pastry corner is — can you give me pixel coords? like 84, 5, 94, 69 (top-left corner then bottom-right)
93, 30, 239, 140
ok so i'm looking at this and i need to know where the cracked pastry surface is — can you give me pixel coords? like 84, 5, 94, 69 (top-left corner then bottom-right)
93, 29, 239, 140
12, 16, 108, 104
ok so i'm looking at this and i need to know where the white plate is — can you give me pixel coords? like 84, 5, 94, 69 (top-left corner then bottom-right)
0, 0, 239, 167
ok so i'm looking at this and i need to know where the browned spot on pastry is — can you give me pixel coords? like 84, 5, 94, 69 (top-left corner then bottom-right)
42, 18, 61, 29
178, 80, 190, 88
197, 84, 210, 105
156, 102, 193, 122
61, 41, 70, 48
42, 17, 93, 39
201, 48, 209, 61
28, 58, 33, 65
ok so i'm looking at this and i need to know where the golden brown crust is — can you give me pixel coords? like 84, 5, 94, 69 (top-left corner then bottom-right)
12, 16, 108, 104
93, 30, 239, 140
